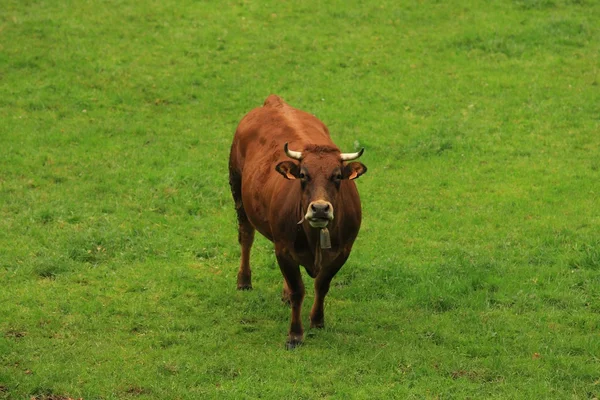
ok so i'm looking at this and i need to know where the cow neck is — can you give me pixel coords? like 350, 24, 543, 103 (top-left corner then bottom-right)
303, 225, 322, 273
301, 223, 319, 251
315, 243, 323, 274
302, 219, 337, 274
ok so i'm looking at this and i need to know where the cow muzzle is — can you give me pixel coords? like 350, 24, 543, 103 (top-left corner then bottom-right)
305, 200, 334, 228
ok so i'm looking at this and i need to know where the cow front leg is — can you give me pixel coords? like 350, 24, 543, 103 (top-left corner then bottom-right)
275, 246, 305, 349
310, 251, 349, 329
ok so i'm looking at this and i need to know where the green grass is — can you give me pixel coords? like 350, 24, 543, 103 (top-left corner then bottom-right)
1, 0, 599, 398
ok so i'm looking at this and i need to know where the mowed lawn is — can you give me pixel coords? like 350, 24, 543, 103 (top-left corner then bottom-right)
1, 0, 599, 398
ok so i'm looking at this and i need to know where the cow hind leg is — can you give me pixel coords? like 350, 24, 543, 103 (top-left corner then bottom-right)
230, 169, 254, 290
237, 217, 254, 290
281, 280, 291, 305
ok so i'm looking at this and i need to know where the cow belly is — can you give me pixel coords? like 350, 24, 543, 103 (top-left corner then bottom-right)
241, 183, 273, 241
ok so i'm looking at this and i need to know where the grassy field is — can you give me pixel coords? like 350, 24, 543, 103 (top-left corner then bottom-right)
1, 0, 599, 398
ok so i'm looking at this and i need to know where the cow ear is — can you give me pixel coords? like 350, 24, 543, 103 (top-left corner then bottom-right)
275, 161, 300, 180
343, 162, 367, 180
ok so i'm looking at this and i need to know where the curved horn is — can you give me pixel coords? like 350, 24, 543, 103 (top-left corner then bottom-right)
284, 142, 303, 160
340, 148, 364, 161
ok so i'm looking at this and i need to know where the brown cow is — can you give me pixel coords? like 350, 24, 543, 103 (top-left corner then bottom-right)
228, 95, 367, 349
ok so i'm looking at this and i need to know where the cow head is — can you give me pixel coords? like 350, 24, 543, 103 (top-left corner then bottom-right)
275, 143, 367, 228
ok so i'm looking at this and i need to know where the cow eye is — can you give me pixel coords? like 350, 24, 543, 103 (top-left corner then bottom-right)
298, 172, 306, 179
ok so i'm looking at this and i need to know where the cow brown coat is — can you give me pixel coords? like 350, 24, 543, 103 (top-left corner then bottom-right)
229, 95, 367, 348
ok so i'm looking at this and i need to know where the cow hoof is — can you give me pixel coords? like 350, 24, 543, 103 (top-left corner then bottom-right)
310, 321, 325, 329
237, 284, 253, 290
286, 339, 303, 350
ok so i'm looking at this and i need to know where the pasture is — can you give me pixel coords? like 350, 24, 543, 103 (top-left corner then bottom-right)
1, 0, 599, 398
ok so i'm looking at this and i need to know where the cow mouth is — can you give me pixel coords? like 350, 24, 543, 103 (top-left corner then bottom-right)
307, 217, 331, 228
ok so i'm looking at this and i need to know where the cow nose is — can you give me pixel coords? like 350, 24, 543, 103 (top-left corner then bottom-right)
307, 201, 334, 221
311, 202, 330, 214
